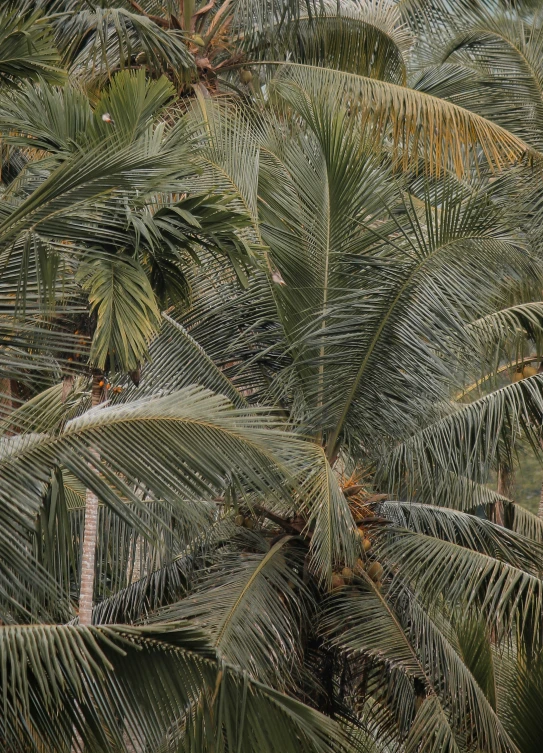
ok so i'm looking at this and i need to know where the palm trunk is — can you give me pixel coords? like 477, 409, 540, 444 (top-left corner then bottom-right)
495, 466, 514, 526
0, 378, 20, 434
538, 477, 543, 520
78, 373, 103, 626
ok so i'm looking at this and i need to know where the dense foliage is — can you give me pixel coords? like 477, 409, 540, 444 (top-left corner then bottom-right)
2, 0, 543, 751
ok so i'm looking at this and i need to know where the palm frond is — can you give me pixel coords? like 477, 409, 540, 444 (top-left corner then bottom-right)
375, 525, 543, 637
412, 11, 543, 151
380, 500, 543, 574
60, 7, 195, 82
116, 312, 248, 405
268, 62, 536, 173
0, 6, 63, 87
246, 1, 412, 83
0, 385, 313, 620
77, 255, 161, 372
151, 536, 311, 688
321, 580, 515, 753
385, 376, 543, 492
299, 445, 358, 584
92, 516, 239, 625
0, 621, 349, 753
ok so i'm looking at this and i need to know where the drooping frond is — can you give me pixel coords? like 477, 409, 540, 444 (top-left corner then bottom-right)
412, 10, 543, 151
58, 7, 195, 82
116, 312, 248, 406
267, 62, 537, 173
385, 376, 543, 492
375, 525, 543, 636
0, 622, 350, 753
0, 5, 63, 87
321, 580, 516, 753
77, 255, 161, 371
380, 501, 543, 574
246, 1, 412, 83
0, 386, 314, 621
298, 445, 358, 583
151, 537, 311, 688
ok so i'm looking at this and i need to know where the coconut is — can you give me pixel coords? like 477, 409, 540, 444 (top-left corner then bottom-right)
341, 567, 354, 583
192, 34, 206, 47
331, 574, 345, 591
234, 514, 245, 526
362, 537, 372, 552
239, 69, 253, 84
243, 517, 255, 529
367, 561, 384, 582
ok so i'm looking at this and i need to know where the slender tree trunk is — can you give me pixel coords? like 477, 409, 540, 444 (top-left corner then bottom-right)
0, 378, 20, 434
0, 378, 13, 425
538, 477, 543, 520
61, 374, 74, 403
495, 466, 514, 526
78, 373, 104, 626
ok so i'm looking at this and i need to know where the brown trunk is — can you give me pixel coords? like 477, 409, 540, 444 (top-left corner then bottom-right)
538, 477, 543, 520
61, 374, 74, 403
0, 378, 13, 424
497, 466, 514, 497
78, 373, 104, 626
0, 379, 21, 434
495, 466, 514, 526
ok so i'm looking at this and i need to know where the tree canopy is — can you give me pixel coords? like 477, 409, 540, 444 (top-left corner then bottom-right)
2, 1, 543, 751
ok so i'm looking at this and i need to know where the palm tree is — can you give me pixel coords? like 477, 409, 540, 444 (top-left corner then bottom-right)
0, 58, 253, 627
3, 0, 543, 751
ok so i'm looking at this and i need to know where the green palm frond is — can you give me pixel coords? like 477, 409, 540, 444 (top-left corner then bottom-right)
495, 641, 543, 753
322, 582, 516, 753
461, 302, 543, 379
0, 385, 315, 620
246, 1, 412, 83
455, 616, 497, 709
151, 536, 310, 688
375, 525, 543, 637
509, 503, 543, 543
407, 468, 510, 512
0, 378, 88, 435
0, 71, 175, 156
59, 7, 195, 82
298, 445, 358, 583
385, 375, 543, 492
133, 192, 254, 305
412, 10, 543, 151
0, 6, 63, 87
187, 97, 262, 227
114, 311, 247, 406
0, 621, 349, 753
322, 582, 515, 753
77, 255, 161, 371
380, 501, 543, 574
93, 516, 239, 625
0, 80, 93, 154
